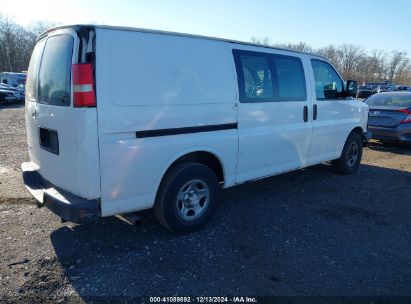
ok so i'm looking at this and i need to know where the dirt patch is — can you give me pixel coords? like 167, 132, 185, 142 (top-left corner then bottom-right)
0, 197, 35, 205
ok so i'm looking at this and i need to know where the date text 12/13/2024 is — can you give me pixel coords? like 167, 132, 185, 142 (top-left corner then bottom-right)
149, 296, 258, 303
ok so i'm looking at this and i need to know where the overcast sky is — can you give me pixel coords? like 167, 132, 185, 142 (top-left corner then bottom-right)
1, 0, 410, 55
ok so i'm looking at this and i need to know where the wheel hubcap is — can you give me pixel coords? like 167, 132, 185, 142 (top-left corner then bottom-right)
176, 179, 210, 221
347, 142, 359, 167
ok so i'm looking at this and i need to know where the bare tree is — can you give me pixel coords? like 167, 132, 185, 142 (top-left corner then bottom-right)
273, 42, 313, 53
387, 51, 410, 84
250, 36, 411, 85
0, 14, 56, 72
317, 45, 342, 72
250, 37, 313, 53
250, 36, 272, 46
337, 44, 365, 80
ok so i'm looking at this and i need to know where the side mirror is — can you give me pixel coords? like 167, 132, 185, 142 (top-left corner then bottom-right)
345, 80, 358, 98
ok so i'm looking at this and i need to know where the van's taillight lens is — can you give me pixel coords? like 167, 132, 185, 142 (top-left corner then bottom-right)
72, 63, 96, 107
399, 108, 411, 124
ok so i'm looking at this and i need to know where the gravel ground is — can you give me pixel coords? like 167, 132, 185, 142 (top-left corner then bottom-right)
1, 105, 411, 303
0, 104, 28, 200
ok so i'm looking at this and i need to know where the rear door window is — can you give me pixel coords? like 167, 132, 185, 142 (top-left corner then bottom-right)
38, 34, 74, 106
26, 39, 46, 102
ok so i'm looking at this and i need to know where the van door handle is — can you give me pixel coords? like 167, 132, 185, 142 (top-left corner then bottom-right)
313, 104, 317, 120
303, 105, 308, 122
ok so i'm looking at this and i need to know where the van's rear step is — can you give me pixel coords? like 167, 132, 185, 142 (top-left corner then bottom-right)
21, 162, 100, 223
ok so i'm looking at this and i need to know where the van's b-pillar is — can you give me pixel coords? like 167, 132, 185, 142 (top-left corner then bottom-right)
303, 106, 308, 122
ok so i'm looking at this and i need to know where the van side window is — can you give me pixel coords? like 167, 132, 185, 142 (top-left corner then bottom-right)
311, 59, 344, 100
274, 56, 306, 100
233, 49, 306, 102
240, 54, 273, 100
2, 79, 7, 84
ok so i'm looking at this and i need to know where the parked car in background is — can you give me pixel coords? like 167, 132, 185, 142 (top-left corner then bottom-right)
364, 81, 395, 94
396, 85, 411, 91
374, 84, 395, 93
0, 72, 26, 101
0, 88, 17, 104
0, 72, 27, 87
365, 92, 411, 143
0, 83, 24, 102
357, 85, 374, 99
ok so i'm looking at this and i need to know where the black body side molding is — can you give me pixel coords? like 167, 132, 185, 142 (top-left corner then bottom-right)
136, 123, 238, 138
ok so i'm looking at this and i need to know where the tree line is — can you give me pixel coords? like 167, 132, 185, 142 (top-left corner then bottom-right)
251, 37, 411, 86
0, 15, 54, 73
1, 14, 410, 86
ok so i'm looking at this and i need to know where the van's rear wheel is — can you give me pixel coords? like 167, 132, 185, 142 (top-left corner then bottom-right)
154, 162, 221, 234
331, 132, 363, 174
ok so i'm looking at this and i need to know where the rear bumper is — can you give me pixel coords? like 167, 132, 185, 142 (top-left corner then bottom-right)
21, 162, 100, 223
368, 125, 411, 142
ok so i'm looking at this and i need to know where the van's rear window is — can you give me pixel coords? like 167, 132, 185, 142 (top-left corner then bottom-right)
38, 34, 73, 106
26, 39, 46, 102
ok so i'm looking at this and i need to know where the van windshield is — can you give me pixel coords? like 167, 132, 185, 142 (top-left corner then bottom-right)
38, 34, 73, 106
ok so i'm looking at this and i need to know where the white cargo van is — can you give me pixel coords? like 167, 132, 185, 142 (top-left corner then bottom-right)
22, 25, 370, 233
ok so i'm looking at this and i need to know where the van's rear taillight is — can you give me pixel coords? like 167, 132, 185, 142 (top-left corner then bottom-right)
72, 64, 96, 107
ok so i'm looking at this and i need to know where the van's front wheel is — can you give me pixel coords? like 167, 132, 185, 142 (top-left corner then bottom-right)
331, 132, 363, 174
154, 162, 221, 234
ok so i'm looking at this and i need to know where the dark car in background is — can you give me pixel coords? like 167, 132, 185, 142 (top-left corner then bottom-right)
365, 92, 411, 143
0, 84, 23, 102
396, 85, 411, 91
357, 85, 374, 98
0, 88, 17, 104
374, 84, 395, 93
0, 72, 26, 102
364, 81, 395, 94
0, 72, 26, 87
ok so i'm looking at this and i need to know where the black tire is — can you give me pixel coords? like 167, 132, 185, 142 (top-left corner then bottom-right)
154, 162, 221, 234
331, 132, 363, 174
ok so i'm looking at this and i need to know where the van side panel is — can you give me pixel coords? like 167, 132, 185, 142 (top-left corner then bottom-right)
95, 29, 238, 216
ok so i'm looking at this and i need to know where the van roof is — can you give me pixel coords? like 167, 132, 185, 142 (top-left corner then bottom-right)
39, 24, 327, 60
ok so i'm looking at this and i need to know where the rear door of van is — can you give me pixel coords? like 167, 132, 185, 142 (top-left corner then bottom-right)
25, 28, 100, 200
